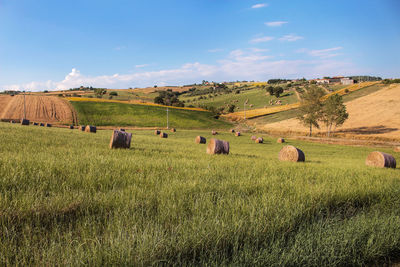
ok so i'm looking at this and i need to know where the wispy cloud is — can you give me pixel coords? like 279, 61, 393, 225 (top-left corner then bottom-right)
249, 36, 274, 43
265, 21, 288, 27
251, 3, 268, 9
250, 48, 270, 53
279, 34, 304, 42
135, 64, 149, 68
297, 47, 343, 59
207, 48, 224, 53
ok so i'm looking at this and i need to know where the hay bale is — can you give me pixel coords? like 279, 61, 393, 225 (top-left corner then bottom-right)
80, 125, 86, 131
160, 132, 168, 138
171, 128, 176, 132
277, 138, 285, 143
21, 119, 30, 126
85, 125, 96, 133
10, 120, 15, 124
365, 151, 396, 168
33, 122, 39, 126
45, 123, 52, 127
255, 137, 263, 143
251, 136, 257, 141
207, 138, 229, 155
118, 128, 125, 132
155, 130, 161, 135
279, 145, 305, 162
40, 123, 45, 127
235, 132, 241, 137
69, 125, 74, 129
195, 136, 206, 144
212, 130, 218, 135
230, 129, 235, 133
394, 146, 400, 152
109, 130, 132, 149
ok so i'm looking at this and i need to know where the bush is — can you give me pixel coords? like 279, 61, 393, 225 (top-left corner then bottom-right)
109, 91, 118, 96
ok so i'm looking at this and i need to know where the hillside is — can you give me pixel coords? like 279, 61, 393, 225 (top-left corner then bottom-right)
256, 84, 400, 140
0, 95, 77, 124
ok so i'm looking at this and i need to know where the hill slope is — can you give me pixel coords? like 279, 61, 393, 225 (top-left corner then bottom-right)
257, 84, 400, 140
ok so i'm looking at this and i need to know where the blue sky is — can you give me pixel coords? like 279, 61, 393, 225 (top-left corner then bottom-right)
1, 0, 399, 91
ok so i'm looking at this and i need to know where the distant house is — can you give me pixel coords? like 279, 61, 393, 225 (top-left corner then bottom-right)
341, 78, 354, 85
311, 79, 330, 84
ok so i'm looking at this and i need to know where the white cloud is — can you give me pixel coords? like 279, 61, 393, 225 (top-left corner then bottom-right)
279, 34, 304, 42
2, 49, 360, 91
265, 21, 288, 27
207, 48, 224, 53
298, 47, 343, 59
251, 3, 268, 9
250, 48, 270, 53
135, 64, 149, 68
249, 36, 274, 43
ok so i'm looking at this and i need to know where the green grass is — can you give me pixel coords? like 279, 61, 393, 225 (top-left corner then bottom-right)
181, 87, 298, 111
1, 123, 400, 265
70, 101, 232, 129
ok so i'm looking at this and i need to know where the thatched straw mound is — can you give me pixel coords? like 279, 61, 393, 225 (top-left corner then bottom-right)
85, 125, 96, 133
251, 136, 257, 141
365, 151, 396, 168
109, 130, 132, 149
394, 147, 400, 152
80, 125, 85, 131
160, 132, 168, 138
171, 128, 176, 132
33, 122, 39, 126
212, 130, 218, 135
279, 145, 305, 162
40, 123, 45, 127
230, 129, 235, 133
21, 119, 30, 126
255, 137, 263, 143
277, 138, 285, 143
235, 132, 241, 137
195, 136, 206, 144
155, 130, 161, 135
69, 125, 74, 129
45, 123, 52, 127
207, 138, 229, 155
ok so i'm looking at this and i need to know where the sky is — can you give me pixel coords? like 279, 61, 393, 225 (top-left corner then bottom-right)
0, 0, 399, 91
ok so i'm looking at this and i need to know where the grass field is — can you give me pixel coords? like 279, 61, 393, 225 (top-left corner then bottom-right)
70, 101, 231, 129
1, 123, 400, 265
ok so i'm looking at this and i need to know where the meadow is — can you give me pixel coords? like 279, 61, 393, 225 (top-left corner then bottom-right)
70, 101, 231, 129
0, 123, 400, 265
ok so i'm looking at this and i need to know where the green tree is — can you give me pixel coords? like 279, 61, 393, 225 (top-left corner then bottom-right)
274, 86, 284, 98
296, 86, 325, 136
320, 94, 349, 137
266, 86, 274, 96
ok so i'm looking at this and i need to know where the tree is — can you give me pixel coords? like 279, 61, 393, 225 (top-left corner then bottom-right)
320, 94, 348, 137
296, 86, 325, 136
109, 91, 118, 96
266, 86, 274, 96
274, 86, 284, 98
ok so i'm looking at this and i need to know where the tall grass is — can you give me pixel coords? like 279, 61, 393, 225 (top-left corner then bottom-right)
0, 123, 399, 265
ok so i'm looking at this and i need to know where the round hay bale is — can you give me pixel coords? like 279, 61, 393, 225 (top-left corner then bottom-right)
207, 138, 229, 155
118, 128, 125, 132
85, 125, 96, 133
40, 123, 45, 127
230, 129, 235, 133
171, 128, 176, 132
365, 151, 396, 168
109, 130, 132, 149
277, 138, 285, 143
394, 146, 400, 152
251, 136, 257, 141
45, 123, 52, 127
212, 130, 218, 135
255, 137, 263, 143
160, 132, 168, 138
21, 119, 30, 126
10, 120, 15, 124
155, 130, 161, 135
235, 132, 241, 137
33, 122, 39, 126
279, 145, 305, 162
195, 136, 206, 144
80, 125, 86, 131
69, 125, 74, 129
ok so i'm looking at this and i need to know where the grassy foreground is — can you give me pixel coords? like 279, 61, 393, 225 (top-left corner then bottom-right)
70, 101, 231, 129
0, 123, 400, 265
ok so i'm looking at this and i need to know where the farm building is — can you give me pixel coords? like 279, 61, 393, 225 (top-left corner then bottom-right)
341, 77, 354, 85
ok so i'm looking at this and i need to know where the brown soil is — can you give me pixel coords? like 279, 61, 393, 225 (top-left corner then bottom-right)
258, 84, 400, 140
0, 95, 76, 124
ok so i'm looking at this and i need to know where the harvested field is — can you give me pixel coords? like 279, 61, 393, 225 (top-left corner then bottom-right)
0, 95, 77, 124
258, 84, 400, 140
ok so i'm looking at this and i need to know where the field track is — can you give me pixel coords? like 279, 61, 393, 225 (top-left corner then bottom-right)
0, 95, 77, 124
